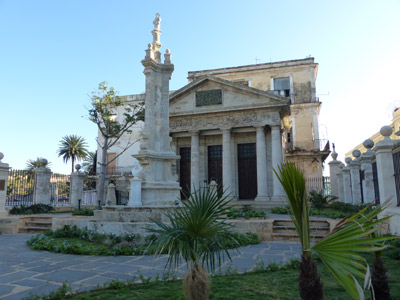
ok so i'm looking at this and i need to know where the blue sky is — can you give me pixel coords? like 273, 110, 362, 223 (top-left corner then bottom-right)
1, 0, 399, 174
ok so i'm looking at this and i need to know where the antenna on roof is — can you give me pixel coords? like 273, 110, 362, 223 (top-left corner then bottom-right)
255, 57, 260, 64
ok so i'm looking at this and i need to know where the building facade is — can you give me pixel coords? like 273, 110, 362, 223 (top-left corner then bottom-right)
97, 57, 329, 203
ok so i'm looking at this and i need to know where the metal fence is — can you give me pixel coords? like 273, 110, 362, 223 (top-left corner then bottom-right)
6, 169, 35, 207
50, 173, 70, 206
306, 176, 330, 196
82, 190, 97, 206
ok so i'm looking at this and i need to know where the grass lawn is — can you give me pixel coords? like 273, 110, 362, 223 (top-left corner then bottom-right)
52, 253, 400, 300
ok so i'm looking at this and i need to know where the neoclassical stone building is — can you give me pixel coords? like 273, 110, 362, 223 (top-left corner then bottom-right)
98, 58, 329, 203
97, 16, 329, 204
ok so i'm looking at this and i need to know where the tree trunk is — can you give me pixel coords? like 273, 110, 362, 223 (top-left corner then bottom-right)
97, 137, 108, 208
371, 254, 390, 300
299, 254, 324, 300
72, 157, 75, 174
183, 264, 210, 300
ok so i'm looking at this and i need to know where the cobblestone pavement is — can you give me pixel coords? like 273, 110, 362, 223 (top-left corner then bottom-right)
0, 234, 301, 299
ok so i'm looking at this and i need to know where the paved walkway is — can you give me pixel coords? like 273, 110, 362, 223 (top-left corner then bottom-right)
0, 234, 301, 300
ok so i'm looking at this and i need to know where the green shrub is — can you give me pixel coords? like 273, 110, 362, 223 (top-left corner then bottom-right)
72, 208, 94, 216
271, 206, 289, 214
227, 205, 266, 219
26, 225, 260, 256
309, 191, 337, 210
9, 204, 54, 215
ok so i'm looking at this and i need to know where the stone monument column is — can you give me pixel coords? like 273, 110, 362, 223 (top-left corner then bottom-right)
0, 153, 9, 215
133, 14, 181, 206
222, 128, 233, 197
190, 131, 200, 190
255, 125, 269, 201
70, 165, 84, 208
328, 144, 341, 198
374, 126, 398, 207
33, 159, 51, 205
342, 158, 353, 204
349, 151, 362, 204
360, 139, 376, 204
271, 125, 284, 199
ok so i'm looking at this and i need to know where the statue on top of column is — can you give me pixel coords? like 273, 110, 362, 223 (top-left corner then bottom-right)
153, 13, 161, 30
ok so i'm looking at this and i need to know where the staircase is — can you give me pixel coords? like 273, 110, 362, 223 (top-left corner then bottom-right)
272, 219, 330, 241
18, 216, 53, 233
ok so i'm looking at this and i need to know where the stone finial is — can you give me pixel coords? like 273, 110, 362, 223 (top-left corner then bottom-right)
380, 125, 393, 139
75, 164, 81, 171
345, 157, 352, 165
339, 162, 345, 169
151, 13, 162, 55
164, 49, 171, 64
40, 158, 48, 167
363, 139, 374, 150
352, 150, 361, 159
0, 152, 3, 162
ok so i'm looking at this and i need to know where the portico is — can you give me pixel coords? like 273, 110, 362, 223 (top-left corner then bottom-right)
169, 76, 289, 201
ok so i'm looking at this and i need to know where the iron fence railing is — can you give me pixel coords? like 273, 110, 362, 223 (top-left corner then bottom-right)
6, 169, 35, 207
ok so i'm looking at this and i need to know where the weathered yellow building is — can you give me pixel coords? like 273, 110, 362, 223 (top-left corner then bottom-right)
346, 109, 400, 158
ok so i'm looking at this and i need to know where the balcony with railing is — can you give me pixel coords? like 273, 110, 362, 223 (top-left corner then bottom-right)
105, 165, 136, 176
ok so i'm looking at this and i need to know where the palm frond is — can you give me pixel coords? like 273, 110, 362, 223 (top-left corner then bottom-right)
149, 187, 238, 272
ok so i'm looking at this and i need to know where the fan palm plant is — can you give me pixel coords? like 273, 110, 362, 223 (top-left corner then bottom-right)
26, 157, 51, 170
57, 135, 89, 173
275, 163, 393, 300
150, 187, 238, 300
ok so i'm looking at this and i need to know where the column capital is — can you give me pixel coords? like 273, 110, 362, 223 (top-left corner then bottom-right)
220, 127, 231, 133
189, 130, 199, 136
254, 124, 266, 130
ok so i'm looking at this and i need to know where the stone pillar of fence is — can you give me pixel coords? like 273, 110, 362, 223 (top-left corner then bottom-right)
360, 139, 376, 204
328, 145, 341, 198
33, 159, 51, 205
337, 163, 345, 202
106, 183, 117, 206
70, 165, 84, 208
342, 158, 353, 204
349, 151, 362, 204
0, 153, 9, 215
374, 126, 398, 208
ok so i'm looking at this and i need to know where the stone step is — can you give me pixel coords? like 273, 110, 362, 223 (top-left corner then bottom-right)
273, 228, 329, 235
272, 232, 326, 241
273, 225, 330, 231
24, 221, 52, 227
273, 220, 329, 228
18, 226, 51, 233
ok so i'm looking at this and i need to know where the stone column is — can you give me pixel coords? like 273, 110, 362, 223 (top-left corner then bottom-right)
349, 151, 362, 204
33, 159, 51, 205
0, 153, 9, 214
255, 125, 269, 201
328, 145, 341, 198
342, 158, 353, 204
374, 126, 398, 207
360, 139, 376, 204
271, 125, 284, 198
337, 163, 345, 202
70, 165, 84, 208
222, 128, 233, 196
190, 131, 200, 191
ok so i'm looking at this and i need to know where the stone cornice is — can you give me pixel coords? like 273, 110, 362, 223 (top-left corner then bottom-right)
187, 58, 317, 78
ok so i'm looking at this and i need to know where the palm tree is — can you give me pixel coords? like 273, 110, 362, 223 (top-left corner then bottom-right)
26, 157, 51, 170
81, 151, 96, 174
150, 187, 238, 300
275, 163, 393, 300
57, 135, 89, 173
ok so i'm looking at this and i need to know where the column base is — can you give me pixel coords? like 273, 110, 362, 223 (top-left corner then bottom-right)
255, 195, 270, 202
271, 195, 287, 202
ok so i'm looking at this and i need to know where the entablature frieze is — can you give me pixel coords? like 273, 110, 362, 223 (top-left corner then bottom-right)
169, 109, 281, 133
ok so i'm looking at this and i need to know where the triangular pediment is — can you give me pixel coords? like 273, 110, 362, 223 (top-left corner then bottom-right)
169, 76, 289, 115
